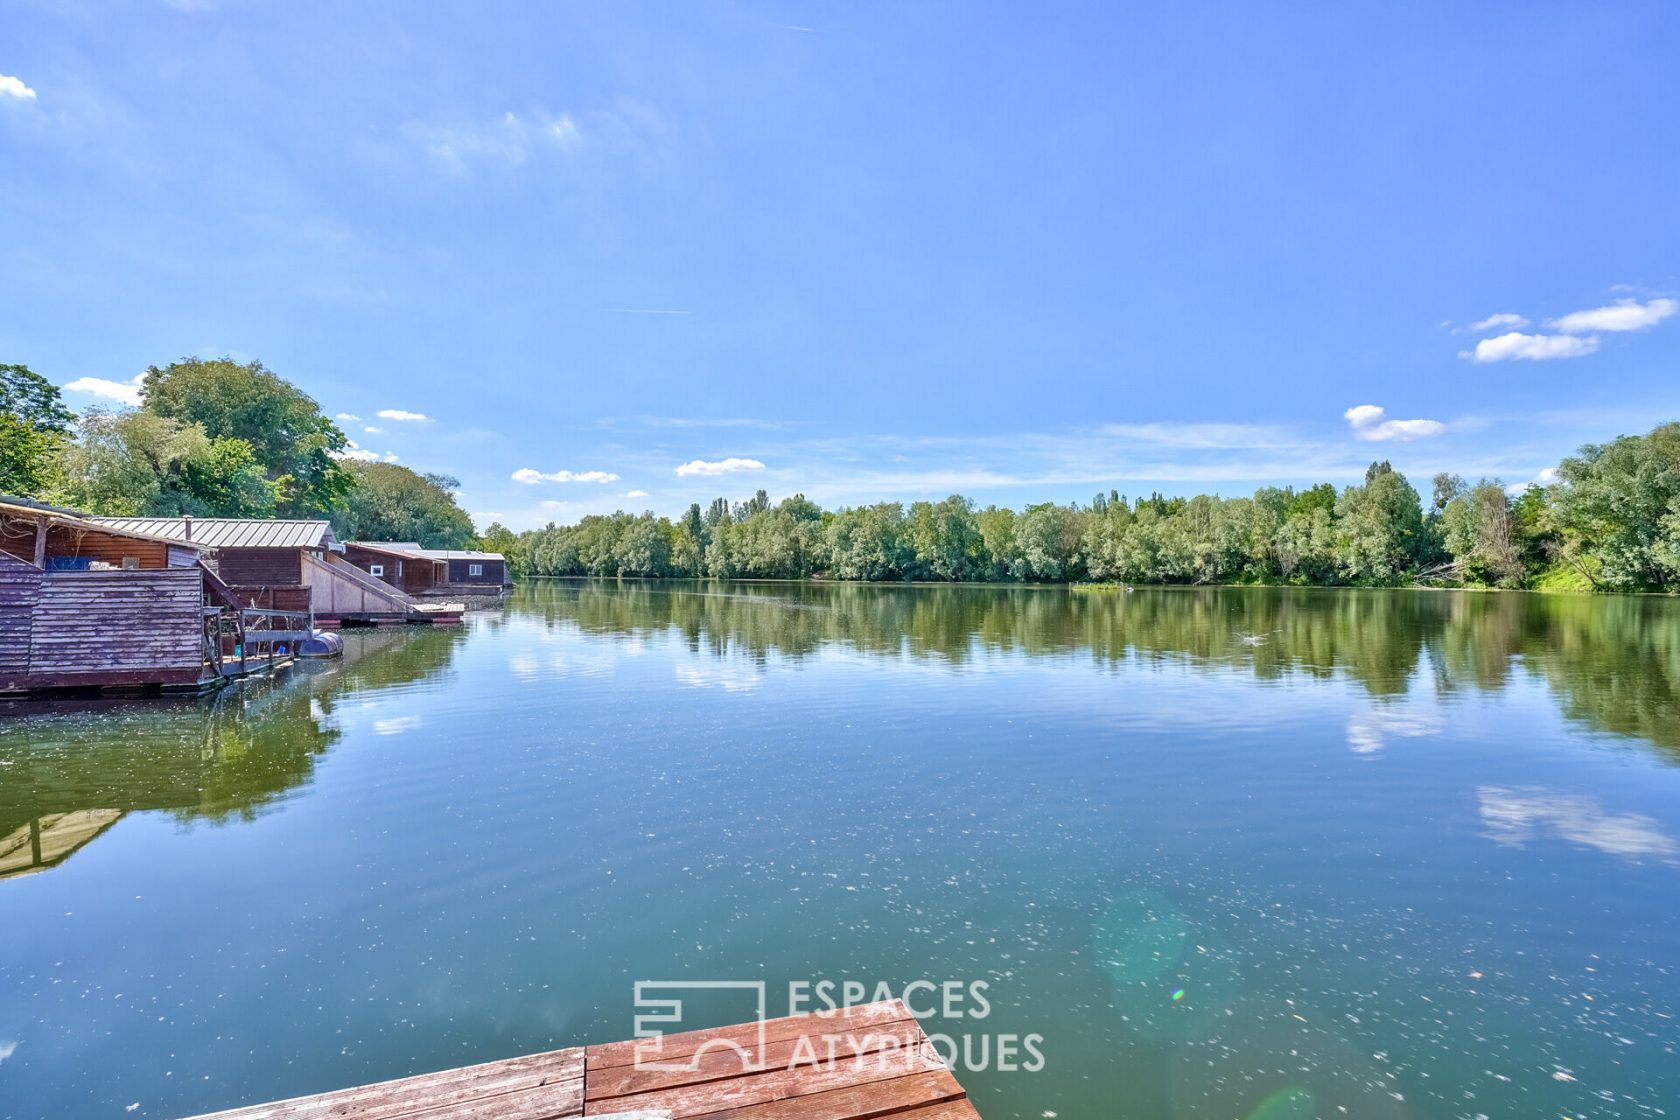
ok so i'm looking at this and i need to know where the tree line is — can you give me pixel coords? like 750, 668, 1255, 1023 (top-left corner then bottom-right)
1, 359, 476, 548
495, 421, 1680, 593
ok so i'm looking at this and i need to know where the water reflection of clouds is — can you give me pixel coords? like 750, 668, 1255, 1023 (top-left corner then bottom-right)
674, 661, 764, 693
1346, 704, 1442, 756
0, 1039, 16, 1064
372, 715, 421, 735
509, 652, 615, 682
1478, 786, 1679, 862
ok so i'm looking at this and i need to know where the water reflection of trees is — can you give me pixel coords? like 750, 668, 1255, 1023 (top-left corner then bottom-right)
521, 580, 1680, 756
0, 626, 466, 879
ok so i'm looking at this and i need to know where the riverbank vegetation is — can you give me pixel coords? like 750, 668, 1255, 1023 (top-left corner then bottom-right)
1, 358, 476, 548
503, 422, 1680, 593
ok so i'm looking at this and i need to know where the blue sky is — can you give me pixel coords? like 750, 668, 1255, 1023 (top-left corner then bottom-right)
3, 2, 1677, 530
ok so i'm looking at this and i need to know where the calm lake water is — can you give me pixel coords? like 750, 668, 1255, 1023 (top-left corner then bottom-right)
3, 582, 1679, 1120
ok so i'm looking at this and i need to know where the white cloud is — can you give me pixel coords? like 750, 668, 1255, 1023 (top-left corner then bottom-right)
334, 448, 381, 462
1547, 297, 1678, 334
362, 425, 383, 434
63, 373, 145, 406
512, 468, 620, 484
1344, 404, 1445, 442
1479, 786, 1678, 862
377, 409, 430, 422
335, 412, 360, 422
1461, 332, 1599, 362
0, 1039, 16, 1063
402, 109, 582, 174
1506, 466, 1560, 496
1469, 312, 1529, 332
0, 74, 37, 101
675, 457, 766, 477
1099, 421, 1296, 450
626, 489, 650, 498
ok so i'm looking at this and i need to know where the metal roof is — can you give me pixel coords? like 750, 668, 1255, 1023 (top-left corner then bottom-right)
349, 541, 502, 561
93, 517, 338, 550
0, 501, 210, 548
408, 549, 504, 561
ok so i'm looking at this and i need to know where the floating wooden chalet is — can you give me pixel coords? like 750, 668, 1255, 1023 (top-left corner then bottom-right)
344, 541, 510, 598
181, 999, 980, 1120
0, 499, 305, 695
93, 517, 457, 624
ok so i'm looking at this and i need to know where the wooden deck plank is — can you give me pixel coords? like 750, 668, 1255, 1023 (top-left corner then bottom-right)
582, 1043, 946, 1118
676, 1069, 970, 1120
181, 1048, 583, 1120
178, 1002, 977, 1120
586, 1018, 924, 1101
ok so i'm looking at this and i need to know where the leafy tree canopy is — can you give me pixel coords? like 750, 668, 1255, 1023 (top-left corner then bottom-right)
330, 461, 477, 549
141, 357, 351, 516
58, 408, 279, 517
1, 364, 76, 434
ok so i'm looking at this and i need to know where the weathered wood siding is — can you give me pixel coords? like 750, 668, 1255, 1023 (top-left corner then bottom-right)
216, 547, 303, 586
29, 570, 203, 674
0, 553, 42, 678
0, 562, 207, 690
0, 516, 39, 564
343, 546, 439, 595
446, 558, 505, 585
44, 526, 168, 569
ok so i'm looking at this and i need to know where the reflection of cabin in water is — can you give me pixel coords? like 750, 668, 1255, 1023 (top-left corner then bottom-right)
92, 517, 450, 623
0, 809, 124, 879
344, 542, 509, 598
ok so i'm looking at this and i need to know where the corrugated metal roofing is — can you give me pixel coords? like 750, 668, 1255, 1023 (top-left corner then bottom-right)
408, 549, 504, 561
93, 518, 338, 550
1, 501, 210, 548
349, 542, 503, 561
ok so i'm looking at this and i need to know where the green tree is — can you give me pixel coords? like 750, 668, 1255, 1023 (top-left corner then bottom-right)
0, 364, 74, 497
1, 364, 75, 434
1335, 462, 1430, 584
1441, 480, 1524, 587
1548, 423, 1680, 591
479, 522, 526, 576
1015, 503, 1085, 581
330, 461, 477, 548
141, 356, 352, 516
59, 408, 278, 516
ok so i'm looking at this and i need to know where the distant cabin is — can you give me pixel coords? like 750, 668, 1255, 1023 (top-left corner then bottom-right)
344, 542, 509, 597
93, 517, 440, 623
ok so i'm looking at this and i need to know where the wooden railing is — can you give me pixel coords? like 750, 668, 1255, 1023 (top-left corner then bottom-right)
204, 606, 315, 678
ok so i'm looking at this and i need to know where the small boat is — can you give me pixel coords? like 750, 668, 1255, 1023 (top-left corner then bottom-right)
297, 629, 345, 659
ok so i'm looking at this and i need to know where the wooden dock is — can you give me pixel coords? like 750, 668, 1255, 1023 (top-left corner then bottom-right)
182, 1000, 980, 1120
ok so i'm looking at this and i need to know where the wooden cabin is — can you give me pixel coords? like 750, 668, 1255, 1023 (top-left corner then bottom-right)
0, 499, 300, 694
93, 517, 437, 623
344, 542, 509, 598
